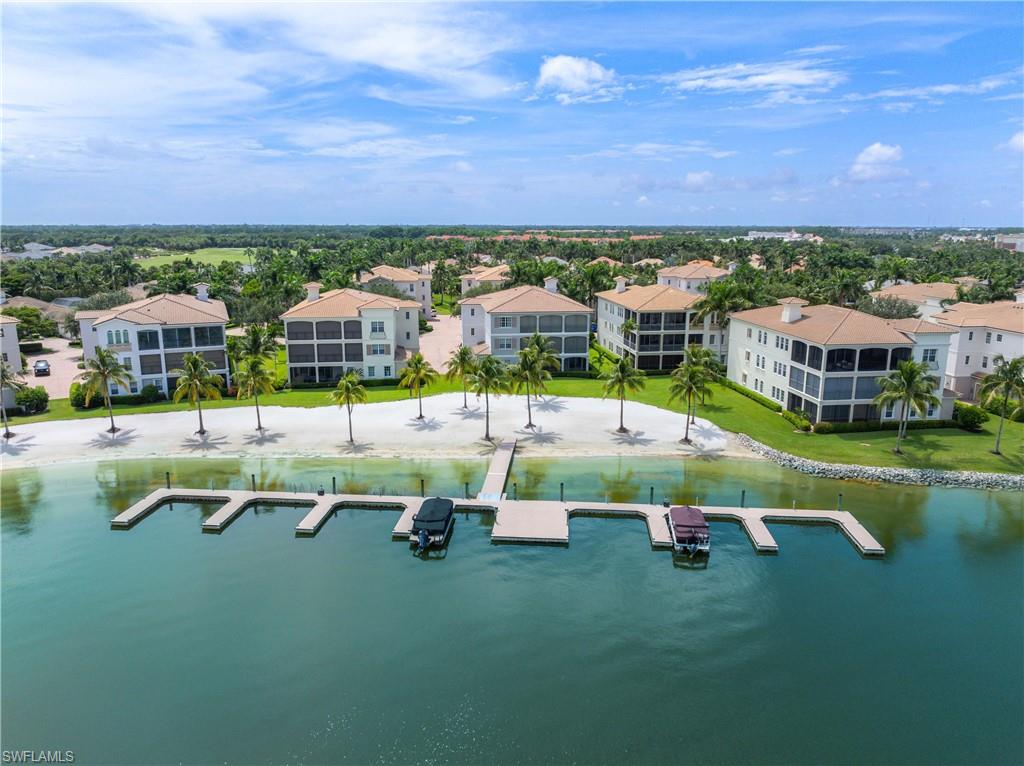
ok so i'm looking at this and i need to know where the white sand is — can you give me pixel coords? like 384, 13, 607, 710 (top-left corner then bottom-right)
0, 393, 757, 469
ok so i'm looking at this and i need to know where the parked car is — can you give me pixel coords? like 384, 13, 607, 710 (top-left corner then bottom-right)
33, 360, 51, 376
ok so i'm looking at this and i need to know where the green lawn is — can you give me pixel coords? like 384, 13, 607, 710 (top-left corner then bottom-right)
431, 293, 457, 315
7, 376, 1021, 475
137, 248, 250, 268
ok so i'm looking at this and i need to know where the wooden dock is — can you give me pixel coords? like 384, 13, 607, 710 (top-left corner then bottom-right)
111, 487, 885, 557
477, 438, 516, 501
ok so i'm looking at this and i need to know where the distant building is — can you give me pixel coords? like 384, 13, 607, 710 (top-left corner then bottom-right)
0, 316, 22, 410
281, 283, 420, 384
727, 298, 956, 424
870, 282, 959, 318
357, 265, 432, 315
76, 284, 229, 396
460, 264, 510, 294
586, 256, 623, 268
994, 234, 1024, 252
595, 277, 725, 370
657, 263, 729, 292
931, 292, 1024, 401
458, 278, 591, 371
632, 258, 665, 268
745, 230, 824, 244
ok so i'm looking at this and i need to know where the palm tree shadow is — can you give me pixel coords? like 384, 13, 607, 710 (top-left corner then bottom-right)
242, 430, 284, 445
453, 407, 484, 420
611, 429, 656, 447
87, 428, 139, 450
338, 441, 373, 455
515, 426, 562, 445
180, 433, 229, 452
0, 434, 36, 456
535, 396, 567, 413
407, 417, 445, 432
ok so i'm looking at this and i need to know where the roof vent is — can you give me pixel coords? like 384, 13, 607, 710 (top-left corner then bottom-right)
305, 282, 323, 302
614, 276, 628, 294
778, 297, 808, 323
194, 282, 210, 302
544, 276, 559, 293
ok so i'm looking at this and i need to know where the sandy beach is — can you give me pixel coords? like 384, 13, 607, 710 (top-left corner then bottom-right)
0, 393, 755, 469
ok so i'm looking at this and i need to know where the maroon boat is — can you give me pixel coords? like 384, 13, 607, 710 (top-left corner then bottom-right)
668, 505, 710, 555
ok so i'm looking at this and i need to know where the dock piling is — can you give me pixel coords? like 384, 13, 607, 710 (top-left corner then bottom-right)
649, 486, 654, 505
332, 477, 336, 494
837, 493, 843, 511
251, 474, 256, 492
165, 472, 170, 489
560, 482, 564, 502
420, 478, 425, 498
741, 489, 746, 508
513, 482, 517, 500
464, 482, 469, 499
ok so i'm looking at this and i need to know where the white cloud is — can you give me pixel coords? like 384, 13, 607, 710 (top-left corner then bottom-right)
660, 59, 846, 96
449, 115, 477, 125
578, 141, 736, 160
997, 131, 1024, 153
792, 44, 846, 55
846, 73, 1017, 106
452, 160, 475, 173
773, 147, 806, 157
848, 142, 908, 182
977, 199, 992, 208
536, 55, 622, 104
635, 195, 650, 206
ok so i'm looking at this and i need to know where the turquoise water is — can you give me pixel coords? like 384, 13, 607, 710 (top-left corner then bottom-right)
2, 456, 1022, 765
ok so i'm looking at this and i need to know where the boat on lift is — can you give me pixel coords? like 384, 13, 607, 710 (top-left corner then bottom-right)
668, 505, 710, 556
410, 497, 455, 553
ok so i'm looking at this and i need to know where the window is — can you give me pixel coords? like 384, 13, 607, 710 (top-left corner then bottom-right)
927, 402, 935, 417
470, 308, 475, 317
806, 345, 823, 370
885, 401, 895, 418
405, 332, 410, 340
789, 367, 805, 392
498, 316, 514, 328
110, 385, 119, 396
964, 355, 971, 365
405, 312, 411, 320
367, 366, 376, 378
368, 344, 388, 356
741, 373, 748, 385
162, 327, 193, 349
565, 315, 588, 332
122, 357, 132, 370
106, 329, 129, 345
985, 332, 992, 343
746, 328, 752, 339
773, 361, 787, 376
968, 331, 974, 341
744, 350, 751, 363
791, 340, 807, 366
384, 366, 392, 377
193, 326, 224, 347
805, 372, 821, 398
890, 347, 912, 369
922, 348, 937, 364
826, 348, 856, 372
823, 377, 854, 400
709, 335, 716, 345
129, 381, 138, 394
982, 356, 988, 369
1, 353, 6, 362
855, 376, 881, 399
497, 337, 514, 351
857, 347, 888, 372
471, 328, 475, 336
138, 330, 160, 350
370, 321, 385, 334
997, 334, 1003, 342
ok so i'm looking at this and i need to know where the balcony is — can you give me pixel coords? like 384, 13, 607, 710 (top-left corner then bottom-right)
108, 342, 132, 352
663, 322, 687, 331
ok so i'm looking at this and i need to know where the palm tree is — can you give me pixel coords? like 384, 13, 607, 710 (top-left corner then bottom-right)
234, 356, 275, 431
693, 280, 752, 329
0, 360, 27, 439
600, 356, 646, 433
77, 348, 135, 433
873, 360, 941, 455
398, 352, 438, 420
330, 370, 368, 443
668, 359, 714, 443
172, 353, 223, 435
446, 344, 477, 408
977, 355, 1024, 455
239, 323, 277, 361
466, 355, 509, 441
508, 346, 552, 428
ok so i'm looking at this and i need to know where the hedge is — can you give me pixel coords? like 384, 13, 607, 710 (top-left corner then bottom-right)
70, 381, 166, 408
781, 410, 812, 431
19, 341, 44, 353
813, 418, 957, 434
15, 386, 49, 414
721, 378, 783, 412
981, 397, 1023, 422
953, 401, 990, 431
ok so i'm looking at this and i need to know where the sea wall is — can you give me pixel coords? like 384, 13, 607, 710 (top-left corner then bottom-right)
736, 434, 1023, 492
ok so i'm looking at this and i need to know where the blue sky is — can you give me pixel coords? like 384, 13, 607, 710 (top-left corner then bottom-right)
3, 2, 1022, 226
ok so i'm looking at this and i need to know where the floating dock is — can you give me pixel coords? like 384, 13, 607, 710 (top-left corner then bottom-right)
109, 439, 884, 557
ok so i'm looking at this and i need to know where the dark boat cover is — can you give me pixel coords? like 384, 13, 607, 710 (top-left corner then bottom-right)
670, 505, 709, 534
412, 498, 454, 533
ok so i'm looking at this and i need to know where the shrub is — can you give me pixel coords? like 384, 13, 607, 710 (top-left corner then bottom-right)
15, 386, 49, 414
981, 397, 1023, 422
138, 384, 163, 403
812, 421, 833, 434
69, 381, 88, 408
953, 401, 989, 431
782, 410, 812, 431
813, 418, 957, 434
19, 341, 43, 353
721, 378, 783, 412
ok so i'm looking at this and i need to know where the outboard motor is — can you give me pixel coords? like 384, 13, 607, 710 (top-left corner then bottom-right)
417, 529, 430, 553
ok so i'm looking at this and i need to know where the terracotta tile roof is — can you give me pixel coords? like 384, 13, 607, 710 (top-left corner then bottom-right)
460, 264, 510, 282
932, 300, 1024, 334
79, 293, 229, 326
587, 256, 623, 267
0, 315, 20, 325
729, 303, 914, 345
870, 281, 958, 304
886, 318, 957, 335
658, 263, 729, 280
458, 285, 591, 314
595, 284, 703, 312
633, 258, 665, 267
358, 265, 424, 284
282, 288, 420, 319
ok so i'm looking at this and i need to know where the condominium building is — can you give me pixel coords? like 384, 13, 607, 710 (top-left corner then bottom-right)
460, 264, 510, 294
931, 292, 1024, 400
0, 315, 22, 409
281, 283, 420, 384
727, 298, 956, 424
595, 277, 725, 370
657, 262, 730, 292
870, 281, 959, 318
76, 284, 230, 396
458, 278, 591, 371
357, 265, 432, 315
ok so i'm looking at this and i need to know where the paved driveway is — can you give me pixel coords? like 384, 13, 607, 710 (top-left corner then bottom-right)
419, 314, 462, 372
23, 337, 81, 400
